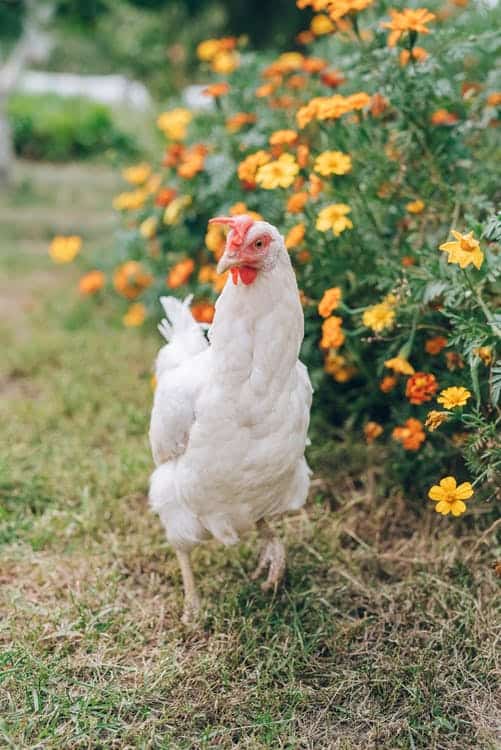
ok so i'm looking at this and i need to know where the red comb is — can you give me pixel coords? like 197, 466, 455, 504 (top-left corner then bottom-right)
209, 214, 254, 248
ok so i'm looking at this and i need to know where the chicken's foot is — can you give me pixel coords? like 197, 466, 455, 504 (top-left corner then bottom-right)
250, 520, 286, 592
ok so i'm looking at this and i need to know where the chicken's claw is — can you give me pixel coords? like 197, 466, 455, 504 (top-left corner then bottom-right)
250, 537, 286, 592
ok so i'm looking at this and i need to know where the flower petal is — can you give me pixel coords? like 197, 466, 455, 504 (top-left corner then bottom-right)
435, 500, 451, 515
428, 486, 445, 501
455, 482, 474, 500
450, 500, 466, 516
439, 476, 457, 492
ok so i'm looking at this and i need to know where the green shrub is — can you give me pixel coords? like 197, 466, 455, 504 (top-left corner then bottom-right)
7, 93, 139, 161
63, 1, 500, 509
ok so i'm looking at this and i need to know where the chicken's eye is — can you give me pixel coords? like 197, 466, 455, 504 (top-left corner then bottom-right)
254, 239, 263, 249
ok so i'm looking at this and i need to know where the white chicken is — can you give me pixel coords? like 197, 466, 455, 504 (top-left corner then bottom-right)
149, 214, 312, 623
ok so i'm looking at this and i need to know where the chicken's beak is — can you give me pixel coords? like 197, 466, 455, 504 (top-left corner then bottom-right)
217, 250, 239, 274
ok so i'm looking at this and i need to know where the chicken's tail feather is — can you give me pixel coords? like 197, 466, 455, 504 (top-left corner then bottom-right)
155, 295, 208, 378
158, 294, 195, 343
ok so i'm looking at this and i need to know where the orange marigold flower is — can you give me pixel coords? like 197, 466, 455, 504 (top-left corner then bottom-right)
392, 418, 426, 451
166, 259, 195, 289
318, 287, 342, 318
445, 352, 464, 371
237, 150, 272, 186
381, 8, 436, 47
309, 173, 324, 197
229, 202, 263, 221
155, 187, 177, 207
364, 421, 383, 444
473, 346, 493, 365
79, 270, 105, 295
425, 336, 448, 355
406, 199, 425, 214
431, 109, 459, 126
191, 300, 215, 324
320, 316, 345, 349
380, 375, 397, 393
402, 255, 416, 267
370, 93, 389, 118
296, 30, 315, 45
123, 302, 146, 327
226, 112, 257, 133
296, 144, 310, 168
287, 191, 309, 213
256, 83, 275, 98
302, 56, 327, 73
114, 261, 152, 300
269, 129, 299, 146
162, 143, 185, 168
177, 150, 205, 179
405, 372, 439, 404
425, 410, 449, 431
203, 82, 230, 97
320, 69, 345, 88
285, 223, 306, 249
399, 46, 428, 66
487, 92, 501, 107
324, 352, 356, 382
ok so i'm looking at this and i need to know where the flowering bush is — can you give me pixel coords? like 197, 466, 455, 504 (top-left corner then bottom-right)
61, 0, 500, 508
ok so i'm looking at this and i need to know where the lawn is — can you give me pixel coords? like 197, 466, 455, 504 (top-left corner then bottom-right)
0, 162, 499, 749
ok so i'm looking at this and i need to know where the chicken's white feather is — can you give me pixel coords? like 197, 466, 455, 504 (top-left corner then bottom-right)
148, 222, 312, 552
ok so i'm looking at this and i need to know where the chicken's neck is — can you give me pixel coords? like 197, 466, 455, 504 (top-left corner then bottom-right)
209, 251, 303, 386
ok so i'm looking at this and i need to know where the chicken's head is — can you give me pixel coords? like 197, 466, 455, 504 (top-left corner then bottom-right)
210, 214, 284, 286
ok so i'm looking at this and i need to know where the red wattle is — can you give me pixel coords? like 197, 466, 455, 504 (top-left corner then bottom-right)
239, 266, 258, 285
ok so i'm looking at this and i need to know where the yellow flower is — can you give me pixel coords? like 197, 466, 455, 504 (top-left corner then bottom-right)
256, 154, 299, 190
310, 14, 335, 35
163, 195, 192, 225
196, 39, 220, 61
211, 50, 240, 74
425, 410, 449, 431
113, 189, 147, 211
285, 223, 306, 249
49, 235, 82, 263
157, 108, 193, 141
439, 230, 484, 270
381, 8, 436, 47
318, 287, 342, 318
316, 204, 353, 236
384, 356, 415, 375
474, 346, 493, 365
437, 386, 471, 409
140, 216, 158, 239
362, 303, 395, 332
406, 199, 425, 214
428, 476, 473, 516
269, 129, 298, 146
122, 162, 151, 185
123, 303, 146, 327
314, 151, 352, 177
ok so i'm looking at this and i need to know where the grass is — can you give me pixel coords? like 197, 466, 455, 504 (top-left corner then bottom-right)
0, 162, 500, 750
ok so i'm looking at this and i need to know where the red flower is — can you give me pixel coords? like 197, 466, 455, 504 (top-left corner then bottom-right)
405, 372, 439, 405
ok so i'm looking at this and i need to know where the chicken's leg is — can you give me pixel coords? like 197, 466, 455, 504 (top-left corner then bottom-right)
250, 519, 286, 592
176, 550, 200, 625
